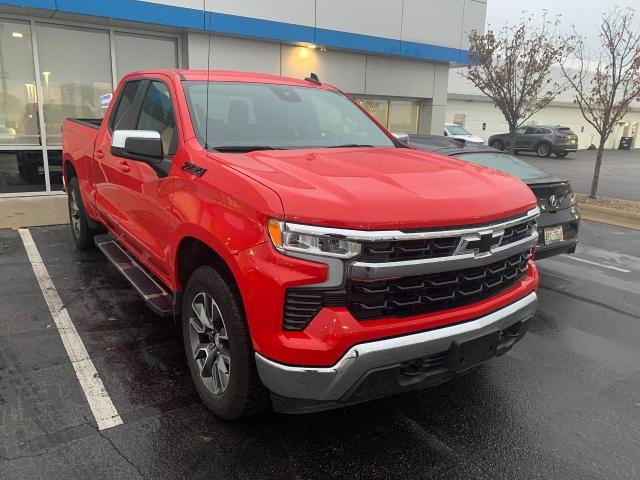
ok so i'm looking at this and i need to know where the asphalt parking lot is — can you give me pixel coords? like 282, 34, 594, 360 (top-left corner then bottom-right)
516, 149, 640, 202
1, 221, 639, 479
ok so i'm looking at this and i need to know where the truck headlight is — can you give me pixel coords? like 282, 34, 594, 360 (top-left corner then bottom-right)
268, 218, 361, 259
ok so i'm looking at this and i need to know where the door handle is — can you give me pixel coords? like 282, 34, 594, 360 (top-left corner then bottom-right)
118, 160, 131, 173
95, 149, 104, 159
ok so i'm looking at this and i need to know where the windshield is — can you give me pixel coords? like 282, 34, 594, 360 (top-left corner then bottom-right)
183, 81, 395, 150
446, 124, 472, 135
455, 152, 548, 180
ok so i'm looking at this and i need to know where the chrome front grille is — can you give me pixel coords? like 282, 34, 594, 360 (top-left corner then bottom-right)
282, 208, 539, 330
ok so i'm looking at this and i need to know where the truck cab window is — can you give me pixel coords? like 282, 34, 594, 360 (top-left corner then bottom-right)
137, 81, 177, 156
110, 80, 141, 131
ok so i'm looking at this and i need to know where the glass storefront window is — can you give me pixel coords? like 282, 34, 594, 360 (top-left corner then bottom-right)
388, 100, 419, 134
357, 98, 389, 127
0, 150, 46, 193
0, 20, 40, 145
47, 149, 63, 191
36, 24, 113, 145
114, 32, 178, 81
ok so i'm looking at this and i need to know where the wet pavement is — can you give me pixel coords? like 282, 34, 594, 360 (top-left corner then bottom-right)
1, 221, 639, 479
516, 149, 640, 202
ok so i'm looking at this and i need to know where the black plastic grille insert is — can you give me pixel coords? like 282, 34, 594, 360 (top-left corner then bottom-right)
283, 251, 531, 330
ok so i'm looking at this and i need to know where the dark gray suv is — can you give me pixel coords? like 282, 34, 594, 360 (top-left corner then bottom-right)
488, 125, 578, 158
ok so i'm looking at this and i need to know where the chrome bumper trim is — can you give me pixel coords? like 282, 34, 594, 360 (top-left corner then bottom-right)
285, 208, 539, 242
349, 231, 538, 280
256, 292, 537, 401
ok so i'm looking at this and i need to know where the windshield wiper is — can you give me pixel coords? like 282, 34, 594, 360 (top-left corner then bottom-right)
326, 144, 375, 148
211, 145, 286, 152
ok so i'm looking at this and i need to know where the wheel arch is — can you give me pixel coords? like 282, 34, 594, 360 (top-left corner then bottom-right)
175, 236, 243, 303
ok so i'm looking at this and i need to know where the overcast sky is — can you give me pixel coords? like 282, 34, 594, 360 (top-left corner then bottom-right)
485, 0, 640, 49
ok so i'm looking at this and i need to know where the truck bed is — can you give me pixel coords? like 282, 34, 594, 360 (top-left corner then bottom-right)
62, 118, 103, 196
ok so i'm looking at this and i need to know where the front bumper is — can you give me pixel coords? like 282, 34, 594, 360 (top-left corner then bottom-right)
536, 207, 581, 259
552, 144, 578, 153
256, 291, 537, 413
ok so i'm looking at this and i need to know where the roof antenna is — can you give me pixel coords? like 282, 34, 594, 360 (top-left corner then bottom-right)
305, 72, 321, 85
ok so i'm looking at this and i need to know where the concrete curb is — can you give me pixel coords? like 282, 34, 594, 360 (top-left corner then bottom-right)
577, 202, 640, 230
0, 195, 69, 230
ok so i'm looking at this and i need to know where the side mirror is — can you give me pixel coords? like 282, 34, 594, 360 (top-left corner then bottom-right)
393, 132, 409, 144
111, 130, 163, 163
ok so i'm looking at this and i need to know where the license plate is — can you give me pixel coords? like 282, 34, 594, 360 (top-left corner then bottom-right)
544, 226, 564, 244
449, 331, 500, 372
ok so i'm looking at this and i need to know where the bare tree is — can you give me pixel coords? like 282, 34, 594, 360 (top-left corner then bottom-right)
561, 8, 640, 198
464, 14, 570, 154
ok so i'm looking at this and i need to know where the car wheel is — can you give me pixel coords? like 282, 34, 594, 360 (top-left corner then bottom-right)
67, 176, 94, 250
536, 143, 551, 157
555, 151, 568, 158
182, 266, 270, 420
489, 140, 504, 150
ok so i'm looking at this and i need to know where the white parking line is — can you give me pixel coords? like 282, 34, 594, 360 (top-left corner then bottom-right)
565, 255, 631, 273
19, 228, 123, 431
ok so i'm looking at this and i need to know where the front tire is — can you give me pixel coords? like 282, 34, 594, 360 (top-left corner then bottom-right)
67, 176, 94, 250
182, 266, 269, 420
536, 143, 552, 157
489, 140, 504, 150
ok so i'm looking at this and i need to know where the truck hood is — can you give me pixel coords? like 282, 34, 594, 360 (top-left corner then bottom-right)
211, 147, 537, 230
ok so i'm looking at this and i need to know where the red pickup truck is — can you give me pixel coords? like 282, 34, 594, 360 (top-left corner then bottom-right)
62, 69, 539, 419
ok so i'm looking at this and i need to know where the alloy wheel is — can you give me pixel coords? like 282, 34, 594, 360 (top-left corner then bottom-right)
188, 292, 231, 395
69, 190, 81, 238
537, 144, 550, 157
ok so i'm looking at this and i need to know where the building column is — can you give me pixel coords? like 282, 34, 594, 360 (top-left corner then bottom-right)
418, 63, 448, 135
419, 101, 447, 135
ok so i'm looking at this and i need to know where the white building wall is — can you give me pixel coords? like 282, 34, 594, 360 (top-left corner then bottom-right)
447, 66, 640, 149
186, 32, 449, 109
446, 99, 640, 149
403, 0, 485, 50
152, 0, 485, 49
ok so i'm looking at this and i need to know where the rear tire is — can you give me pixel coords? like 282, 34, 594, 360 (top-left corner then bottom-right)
67, 176, 94, 250
555, 151, 568, 158
536, 143, 552, 158
489, 140, 504, 151
181, 266, 270, 420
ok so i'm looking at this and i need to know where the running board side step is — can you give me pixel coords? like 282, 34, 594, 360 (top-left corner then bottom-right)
95, 234, 173, 317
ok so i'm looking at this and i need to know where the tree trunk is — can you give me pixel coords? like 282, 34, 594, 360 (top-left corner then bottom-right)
589, 137, 607, 199
508, 127, 517, 155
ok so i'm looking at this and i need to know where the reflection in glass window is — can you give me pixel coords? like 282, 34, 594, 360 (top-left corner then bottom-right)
137, 82, 177, 156
0, 20, 40, 145
388, 100, 419, 134
0, 150, 46, 193
356, 98, 389, 128
114, 33, 178, 82
36, 24, 113, 145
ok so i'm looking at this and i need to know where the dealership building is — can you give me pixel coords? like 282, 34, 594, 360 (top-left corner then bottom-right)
0, 0, 485, 203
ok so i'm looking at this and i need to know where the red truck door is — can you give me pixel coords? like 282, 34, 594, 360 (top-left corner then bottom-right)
114, 78, 178, 279
93, 80, 144, 232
